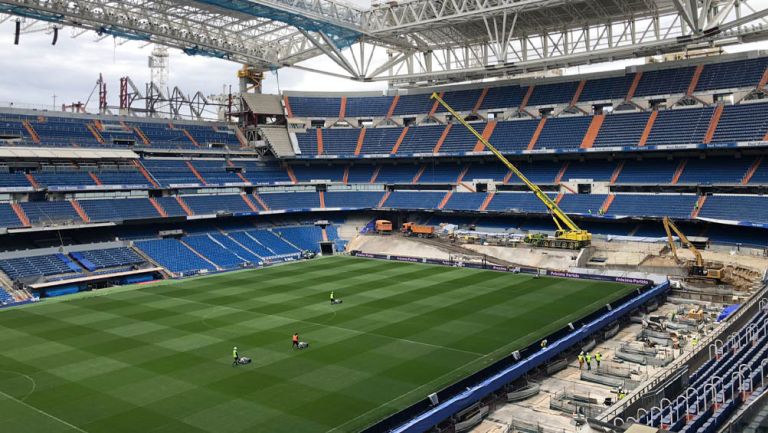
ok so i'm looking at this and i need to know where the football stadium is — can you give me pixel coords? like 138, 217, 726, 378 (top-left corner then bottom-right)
0, 1, 768, 433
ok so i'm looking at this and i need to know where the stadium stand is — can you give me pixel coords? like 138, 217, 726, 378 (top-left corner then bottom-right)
70, 247, 145, 271
698, 195, 768, 224
259, 192, 321, 210
0, 253, 82, 281
134, 238, 217, 275
141, 159, 202, 186
183, 194, 253, 215
21, 201, 82, 225
78, 198, 160, 222
273, 226, 326, 252
183, 234, 251, 269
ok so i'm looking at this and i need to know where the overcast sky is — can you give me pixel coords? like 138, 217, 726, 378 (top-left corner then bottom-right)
0, 16, 766, 112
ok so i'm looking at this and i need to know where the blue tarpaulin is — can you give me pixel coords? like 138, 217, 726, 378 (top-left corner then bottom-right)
717, 304, 740, 322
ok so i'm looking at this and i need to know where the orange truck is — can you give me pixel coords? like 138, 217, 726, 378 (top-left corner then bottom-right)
375, 220, 393, 234
401, 222, 435, 238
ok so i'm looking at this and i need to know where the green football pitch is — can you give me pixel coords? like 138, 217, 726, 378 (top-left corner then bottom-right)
0, 256, 636, 433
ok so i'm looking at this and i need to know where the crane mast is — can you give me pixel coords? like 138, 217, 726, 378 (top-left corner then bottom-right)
430, 92, 591, 249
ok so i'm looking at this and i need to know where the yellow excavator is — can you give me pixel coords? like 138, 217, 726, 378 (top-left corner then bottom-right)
430, 93, 591, 250
662, 216, 723, 282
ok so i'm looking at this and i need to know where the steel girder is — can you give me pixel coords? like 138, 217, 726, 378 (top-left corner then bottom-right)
0, 0, 767, 86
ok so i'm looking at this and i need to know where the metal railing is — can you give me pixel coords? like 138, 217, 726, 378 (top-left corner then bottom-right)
598, 285, 768, 422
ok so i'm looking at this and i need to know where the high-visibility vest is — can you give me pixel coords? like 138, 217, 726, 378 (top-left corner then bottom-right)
330, 292, 334, 299
232, 349, 238, 358
586, 354, 592, 362
578, 355, 584, 362
596, 353, 602, 362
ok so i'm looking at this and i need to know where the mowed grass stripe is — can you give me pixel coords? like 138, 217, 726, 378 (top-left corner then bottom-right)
0, 256, 635, 433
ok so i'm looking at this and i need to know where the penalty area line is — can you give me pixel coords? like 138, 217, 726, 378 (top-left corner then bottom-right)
0, 388, 90, 433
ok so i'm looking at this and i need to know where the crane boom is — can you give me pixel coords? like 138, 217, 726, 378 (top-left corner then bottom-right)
662, 216, 703, 267
662, 216, 723, 281
430, 92, 590, 246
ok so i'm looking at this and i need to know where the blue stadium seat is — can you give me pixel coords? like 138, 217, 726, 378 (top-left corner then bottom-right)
699, 195, 768, 224
141, 159, 201, 187
419, 164, 462, 183
0, 204, 23, 228
71, 247, 145, 271
678, 158, 752, 184
608, 194, 697, 219
190, 160, 243, 185
393, 94, 434, 116
579, 75, 635, 102
489, 119, 539, 152
696, 57, 768, 92
292, 165, 345, 182
435, 89, 483, 113
645, 107, 714, 146
134, 239, 216, 274
383, 191, 446, 209
155, 197, 189, 217
259, 192, 320, 210
346, 96, 394, 118
557, 194, 607, 215
0, 253, 82, 281
361, 128, 404, 154
710, 102, 768, 144
288, 96, 341, 118
616, 159, 678, 184
183, 194, 252, 215
183, 234, 251, 269
443, 193, 487, 211
375, 165, 420, 183
21, 201, 82, 225
272, 226, 325, 252
535, 116, 591, 150
324, 191, 383, 208
479, 85, 525, 111
78, 198, 160, 222
634, 66, 696, 97
485, 192, 553, 214
528, 82, 579, 106
593, 111, 651, 148
233, 161, 291, 185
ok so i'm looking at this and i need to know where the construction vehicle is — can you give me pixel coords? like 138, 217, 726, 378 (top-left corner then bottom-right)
375, 219, 393, 234
430, 93, 591, 249
402, 222, 435, 238
662, 217, 724, 282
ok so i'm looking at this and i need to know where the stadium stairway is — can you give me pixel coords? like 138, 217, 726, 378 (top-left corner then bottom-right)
637, 305, 768, 432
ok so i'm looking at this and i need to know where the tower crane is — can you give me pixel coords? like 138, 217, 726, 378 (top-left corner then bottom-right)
430, 93, 591, 249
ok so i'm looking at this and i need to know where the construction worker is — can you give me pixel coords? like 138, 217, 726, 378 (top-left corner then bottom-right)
578, 352, 585, 369
540, 339, 548, 350
595, 352, 602, 368
692, 335, 699, 348
292, 332, 300, 349
617, 387, 626, 400
232, 346, 239, 367
585, 352, 592, 370
330, 291, 335, 305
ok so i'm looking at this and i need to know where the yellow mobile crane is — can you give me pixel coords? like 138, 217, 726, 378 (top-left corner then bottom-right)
430, 92, 591, 249
662, 216, 723, 281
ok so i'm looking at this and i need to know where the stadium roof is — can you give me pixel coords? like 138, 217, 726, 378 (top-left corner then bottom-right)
1, 0, 767, 85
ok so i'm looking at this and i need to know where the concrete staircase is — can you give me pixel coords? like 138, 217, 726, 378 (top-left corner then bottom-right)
260, 127, 295, 157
